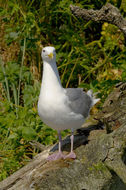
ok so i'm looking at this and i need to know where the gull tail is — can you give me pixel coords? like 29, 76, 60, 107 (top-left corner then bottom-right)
87, 89, 100, 106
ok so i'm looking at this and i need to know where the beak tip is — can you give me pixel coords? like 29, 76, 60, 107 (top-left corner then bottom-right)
48, 53, 53, 59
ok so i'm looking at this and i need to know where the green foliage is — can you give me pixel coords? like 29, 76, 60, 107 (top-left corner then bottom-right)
0, 100, 58, 180
89, 162, 108, 173
0, 0, 126, 181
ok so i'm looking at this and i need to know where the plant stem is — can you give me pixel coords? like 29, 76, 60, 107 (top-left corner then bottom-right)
66, 61, 77, 88
83, 51, 112, 83
12, 83, 18, 105
18, 38, 26, 105
0, 57, 10, 102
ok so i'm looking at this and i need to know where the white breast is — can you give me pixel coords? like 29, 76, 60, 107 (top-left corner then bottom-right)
38, 60, 84, 131
38, 90, 84, 131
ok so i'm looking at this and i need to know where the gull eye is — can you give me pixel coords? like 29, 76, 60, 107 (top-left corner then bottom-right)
43, 49, 45, 52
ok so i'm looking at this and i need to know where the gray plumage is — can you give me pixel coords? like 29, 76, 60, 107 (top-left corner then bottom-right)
65, 88, 93, 118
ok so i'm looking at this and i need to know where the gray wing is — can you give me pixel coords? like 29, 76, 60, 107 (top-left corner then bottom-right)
65, 88, 93, 118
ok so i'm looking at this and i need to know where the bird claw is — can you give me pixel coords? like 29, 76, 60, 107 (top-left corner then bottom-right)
64, 151, 76, 159
47, 152, 65, 161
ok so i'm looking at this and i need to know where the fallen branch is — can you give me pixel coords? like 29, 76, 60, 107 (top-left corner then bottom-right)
0, 83, 126, 190
70, 3, 126, 39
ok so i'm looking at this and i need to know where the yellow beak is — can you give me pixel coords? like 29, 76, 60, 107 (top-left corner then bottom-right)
48, 52, 53, 59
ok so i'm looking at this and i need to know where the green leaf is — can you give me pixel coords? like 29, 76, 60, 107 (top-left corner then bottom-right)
22, 127, 37, 140
8, 133, 18, 140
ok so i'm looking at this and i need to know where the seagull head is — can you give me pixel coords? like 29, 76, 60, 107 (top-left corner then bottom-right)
41, 46, 56, 63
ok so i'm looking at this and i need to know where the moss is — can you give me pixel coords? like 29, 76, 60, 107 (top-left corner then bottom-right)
80, 155, 88, 163
89, 162, 108, 173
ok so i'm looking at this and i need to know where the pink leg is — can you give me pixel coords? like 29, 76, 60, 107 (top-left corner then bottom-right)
47, 131, 65, 161
64, 130, 76, 159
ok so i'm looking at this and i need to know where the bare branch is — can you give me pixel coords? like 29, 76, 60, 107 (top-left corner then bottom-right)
70, 3, 126, 38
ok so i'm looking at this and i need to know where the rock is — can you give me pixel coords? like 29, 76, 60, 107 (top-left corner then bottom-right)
0, 83, 126, 190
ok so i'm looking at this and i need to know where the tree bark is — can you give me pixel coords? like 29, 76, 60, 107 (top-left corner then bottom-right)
70, 3, 126, 40
0, 82, 126, 190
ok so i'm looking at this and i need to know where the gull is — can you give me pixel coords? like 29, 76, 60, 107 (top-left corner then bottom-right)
38, 46, 99, 161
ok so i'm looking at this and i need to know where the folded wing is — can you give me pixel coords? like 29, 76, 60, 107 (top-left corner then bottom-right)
65, 88, 93, 118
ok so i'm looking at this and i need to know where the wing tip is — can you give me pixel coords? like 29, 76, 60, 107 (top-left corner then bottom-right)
87, 89, 100, 106
92, 98, 100, 105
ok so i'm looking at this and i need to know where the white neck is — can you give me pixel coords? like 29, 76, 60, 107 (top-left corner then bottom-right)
40, 61, 63, 95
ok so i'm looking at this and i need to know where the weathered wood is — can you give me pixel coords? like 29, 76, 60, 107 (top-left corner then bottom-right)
70, 3, 126, 39
0, 133, 88, 190
0, 83, 126, 190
